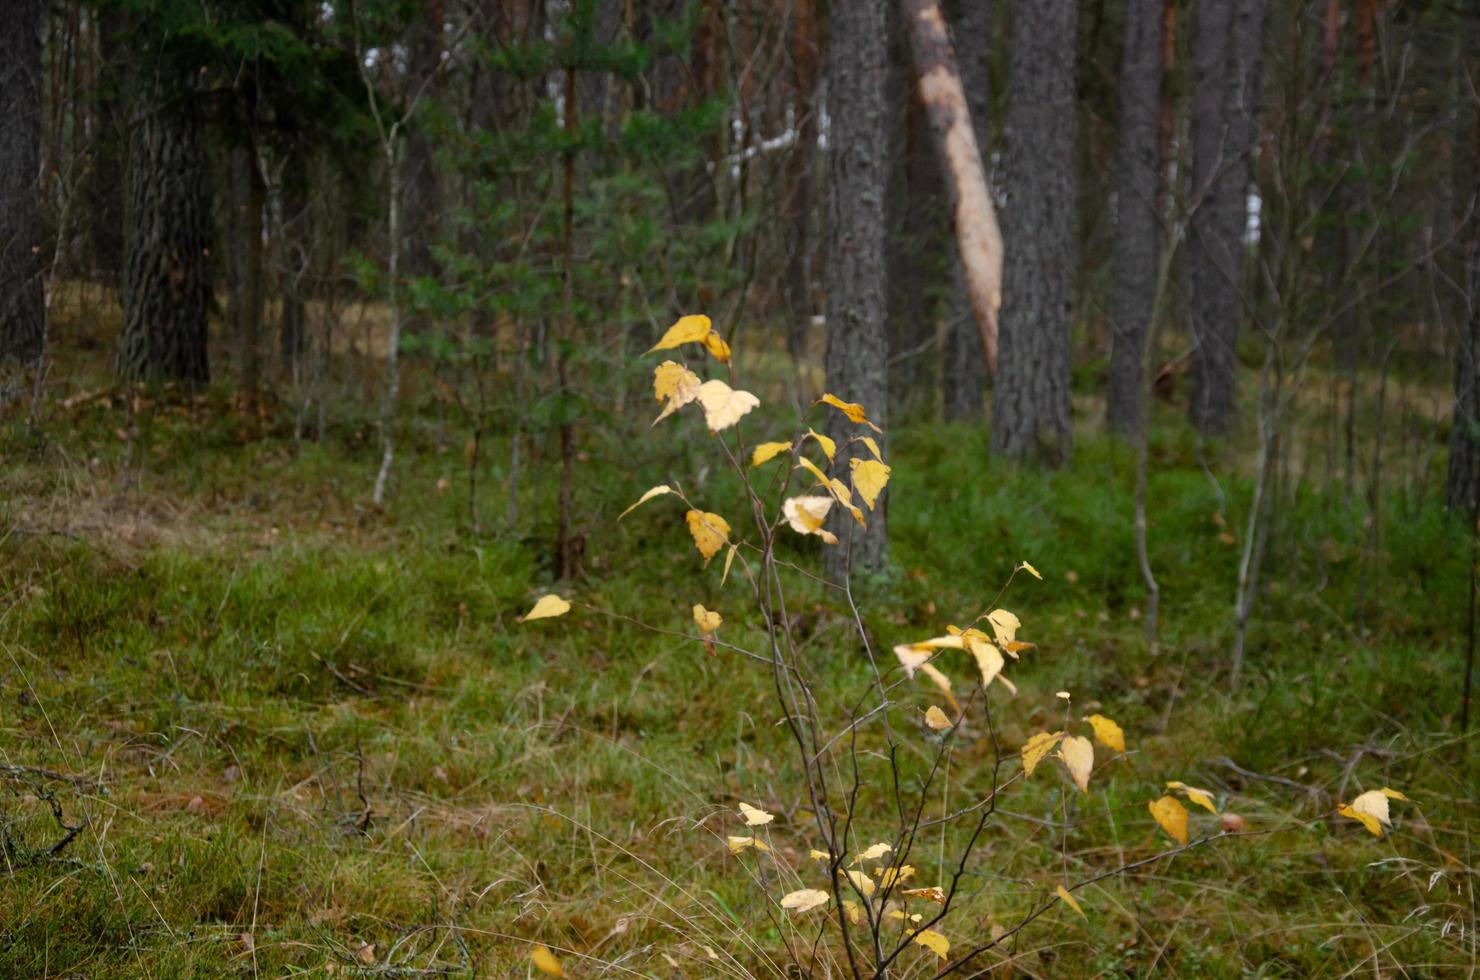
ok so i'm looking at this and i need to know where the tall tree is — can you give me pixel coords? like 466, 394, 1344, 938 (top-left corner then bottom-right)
119, 56, 212, 384
0, 0, 45, 368
1187, 0, 1265, 436
782, 0, 819, 388
941, 0, 991, 421
823, 0, 889, 578
991, 0, 1076, 464
1447, 104, 1480, 516
1106, 0, 1165, 437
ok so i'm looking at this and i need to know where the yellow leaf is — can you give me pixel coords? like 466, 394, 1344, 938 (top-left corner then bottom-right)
860, 435, 884, 462
738, 802, 774, 826
842, 900, 862, 924
1055, 884, 1086, 918
893, 644, 934, 676
878, 864, 915, 888
726, 835, 771, 853
618, 484, 673, 520
796, 455, 829, 486
1149, 795, 1190, 846
779, 889, 831, 912
1338, 801, 1385, 837
647, 313, 711, 353
886, 908, 922, 923
1085, 714, 1126, 753
1004, 640, 1035, 658
809, 848, 830, 861
910, 635, 966, 650
701, 329, 731, 362
986, 608, 1020, 646
902, 885, 947, 905
918, 662, 960, 713
841, 868, 876, 898
1020, 731, 1065, 778
806, 428, 836, 460
530, 944, 565, 977
816, 393, 883, 433
912, 928, 950, 959
852, 842, 892, 865
686, 510, 731, 564
783, 495, 835, 541
721, 543, 739, 584
696, 379, 759, 432
1165, 781, 1218, 815
849, 458, 891, 511
693, 604, 722, 633
967, 634, 1005, 689
652, 361, 702, 423
519, 594, 571, 623
751, 441, 792, 466
1020, 561, 1043, 580
1346, 788, 1403, 835
924, 705, 953, 731
1058, 736, 1094, 793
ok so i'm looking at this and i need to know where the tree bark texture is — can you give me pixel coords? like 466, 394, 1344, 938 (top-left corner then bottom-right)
991, 0, 1076, 465
0, 0, 45, 367
901, 0, 1003, 381
1448, 108, 1480, 516
823, 0, 890, 579
1187, 0, 1265, 436
783, 0, 819, 381
941, 0, 990, 421
120, 71, 212, 385
1106, 0, 1165, 437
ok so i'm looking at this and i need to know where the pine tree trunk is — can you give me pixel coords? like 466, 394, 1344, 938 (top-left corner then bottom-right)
1187, 0, 1264, 436
823, 0, 890, 579
87, 8, 127, 284
119, 70, 212, 385
1106, 0, 1164, 437
0, 0, 45, 368
783, 0, 819, 385
941, 0, 990, 422
991, 0, 1076, 465
1447, 107, 1480, 516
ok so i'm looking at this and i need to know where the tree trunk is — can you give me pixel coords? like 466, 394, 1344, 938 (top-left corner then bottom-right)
991, 0, 1076, 465
822, 0, 890, 579
1106, 0, 1164, 437
1187, 0, 1265, 436
782, 0, 819, 388
119, 69, 211, 385
0, 0, 45, 368
88, 8, 127, 284
401, 0, 445, 301
279, 142, 309, 369
232, 143, 265, 414
1448, 107, 1480, 516
886, 23, 944, 420
941, 0, 990, 422
901, 0, 1002, 383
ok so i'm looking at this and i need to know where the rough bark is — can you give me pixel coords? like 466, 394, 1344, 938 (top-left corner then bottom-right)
901, 0, 1002, 381
1106, 0, 1165, 437
886, 24, 944, 420
119, 69, 212, 385
1448, 108, 1480, 516
88, 8, 127, 284
991, 0, 1076, 465
822, 0, 890, 579
1187, 0, 1265, 436
941, 0, 990, 421
783, 0, 819, 382
0, 0, 45, 368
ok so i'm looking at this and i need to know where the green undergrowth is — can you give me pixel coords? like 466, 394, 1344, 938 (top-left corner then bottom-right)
0, 371, 1475, 977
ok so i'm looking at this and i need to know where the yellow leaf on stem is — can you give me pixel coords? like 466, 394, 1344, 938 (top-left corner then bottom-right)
646, 314, 711, 353
519, 594, 570, 623
1149, 795, 1190, 845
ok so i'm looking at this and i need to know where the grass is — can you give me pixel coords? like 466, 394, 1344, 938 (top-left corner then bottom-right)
1, 324, 1476, 977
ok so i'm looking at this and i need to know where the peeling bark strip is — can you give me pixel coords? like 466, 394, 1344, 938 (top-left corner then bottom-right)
900, 0, 1003, 377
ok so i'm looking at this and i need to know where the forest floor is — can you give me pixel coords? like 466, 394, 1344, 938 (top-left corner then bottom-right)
1, 317, 1476, 977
